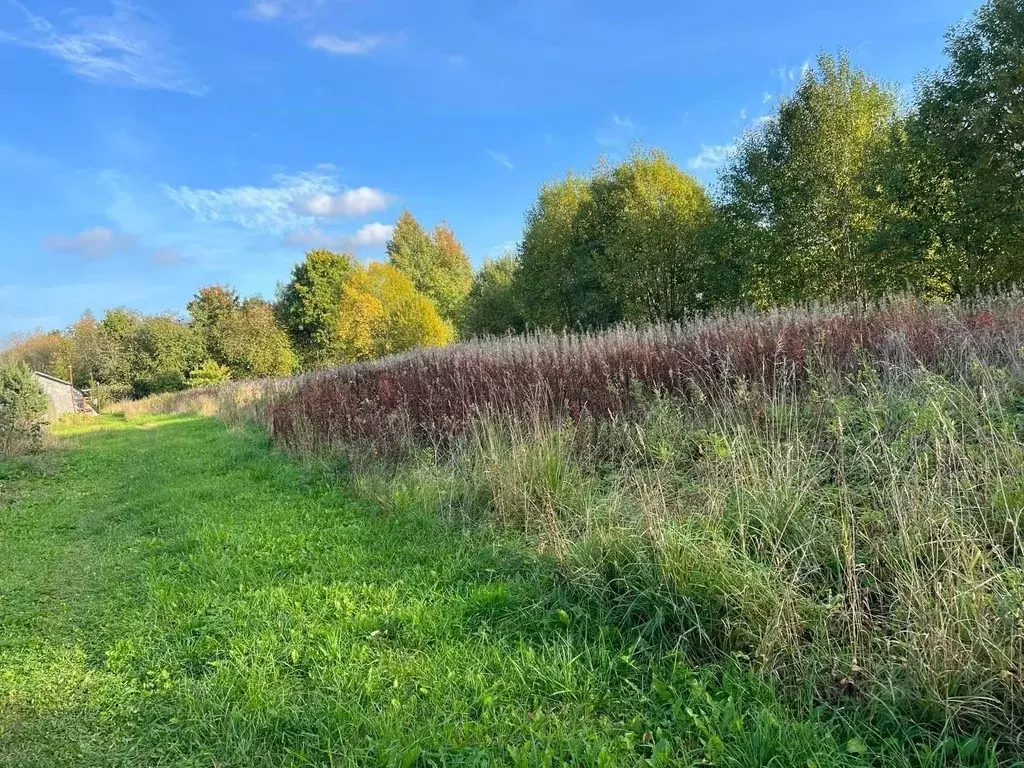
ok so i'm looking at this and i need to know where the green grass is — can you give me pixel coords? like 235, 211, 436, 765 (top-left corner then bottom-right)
0, 415, 995, 766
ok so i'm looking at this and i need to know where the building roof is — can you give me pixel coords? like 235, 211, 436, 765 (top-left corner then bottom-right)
33, 371, 81, 391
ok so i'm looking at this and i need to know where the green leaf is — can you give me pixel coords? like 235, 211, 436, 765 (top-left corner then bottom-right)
845, 736, 868, 755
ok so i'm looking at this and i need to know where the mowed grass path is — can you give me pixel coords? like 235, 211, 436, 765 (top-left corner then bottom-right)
1, 416, 862, 767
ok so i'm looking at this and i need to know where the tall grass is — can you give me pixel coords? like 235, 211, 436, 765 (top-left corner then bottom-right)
268, 296, 1024, 457
119, 294, 1024, 754
397, 368, 1024, 738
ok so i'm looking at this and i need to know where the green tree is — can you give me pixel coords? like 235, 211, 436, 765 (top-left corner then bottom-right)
387, 210, 436, 291
0, 359, 48, 453
862, 119, 950, 297
187, 285, 241, 361
336, 262, 453, 362
518, 171, 610, 328
460, 254, 526, 337
277, 249, 352, 369
879, 0, 1024, 295
429, 222, 474, 323
62, 312, 107, 387
721, 53, 898, 305
218, 299, 298, 379
387, 211, 473, 325
597, 149, 719, 322
133, 315, 204, 397
98, 308, 147, 399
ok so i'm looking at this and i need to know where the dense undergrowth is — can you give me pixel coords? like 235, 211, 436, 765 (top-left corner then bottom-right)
113, 296, 1024, 760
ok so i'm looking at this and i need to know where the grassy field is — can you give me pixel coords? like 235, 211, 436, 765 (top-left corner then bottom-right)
0, 414, 900, 767
116, 298, 1024, 764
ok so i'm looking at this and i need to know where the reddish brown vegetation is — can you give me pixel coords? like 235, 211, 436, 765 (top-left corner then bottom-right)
270, 296, 1024, 455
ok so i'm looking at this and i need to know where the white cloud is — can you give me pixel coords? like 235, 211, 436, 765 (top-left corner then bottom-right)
687, 143, 736, 171
349, 222, 393, 247
0, 1, 203, 95
611, 114, 635, 130
250, 1, 284, 19
42, 226, 137, 259
284, 222, 393, 251
244, 0, 322, 21
774, 60, 811, 88
293, 187, 397, 218
763, 92, 772, 103
164, 169, 344, 232
596, 113, 637, 147
739, 108, 748, 120
487, 149, 514, 171
309, 34, 388, 56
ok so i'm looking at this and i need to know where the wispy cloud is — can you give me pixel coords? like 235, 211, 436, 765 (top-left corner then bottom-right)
687, 143, 736, 171
0, 1, 203, 95
244, 0, 323, 22
243, 1, 397, 56
152, 247, 186, 266
165, 169, 397, 233
596, 113, 637, 148
774, 60, 811, 89
486, 239, 518, 259
165, 170, 335, 232
308, 33, 390, 56
487, 149, 514, 171
293, 187, 397, 217
284, 222, 394, 251
42, 226, 137, 259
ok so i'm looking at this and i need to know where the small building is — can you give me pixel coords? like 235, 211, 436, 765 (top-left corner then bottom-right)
33, 372, 93, 420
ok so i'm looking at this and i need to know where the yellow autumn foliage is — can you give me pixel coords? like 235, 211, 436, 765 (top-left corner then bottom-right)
337, 262, 453, 362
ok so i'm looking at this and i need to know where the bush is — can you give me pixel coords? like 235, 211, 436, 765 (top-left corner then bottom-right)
189, 359, 232, 388
0, 361, 48, 454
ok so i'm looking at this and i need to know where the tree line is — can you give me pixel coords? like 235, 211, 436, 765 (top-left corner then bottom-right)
466, 0, 1023, 333
1, 212, 468, 401
3, 0, 1021, 399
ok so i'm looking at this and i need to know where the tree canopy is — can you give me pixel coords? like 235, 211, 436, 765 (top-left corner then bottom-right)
460, 254, 526, 338
276, 249, 352, 368
878, 0, 1024, 295
387, 211, 472, 325
597, 149, 716, 321
518, 151, 718, 327
336, 262, 453, 362
518, 171, 603, 329
721, 53, 899, 305
0, 359, 48, 453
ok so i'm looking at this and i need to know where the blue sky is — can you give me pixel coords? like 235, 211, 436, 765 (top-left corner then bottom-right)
0, 0, 979, 338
